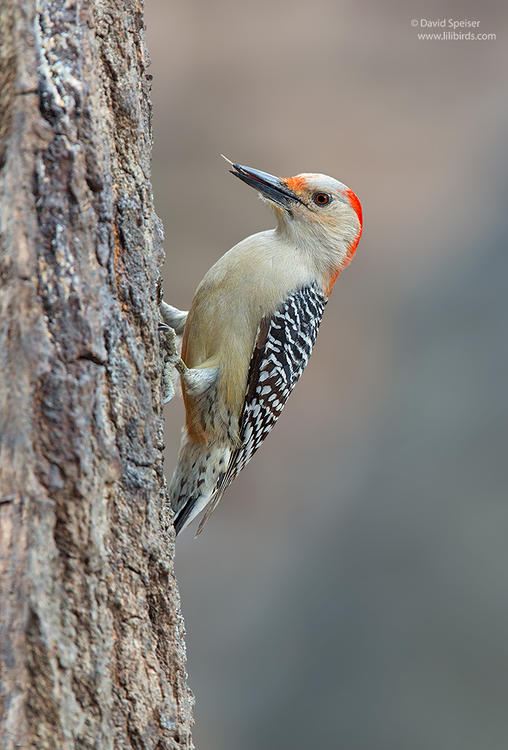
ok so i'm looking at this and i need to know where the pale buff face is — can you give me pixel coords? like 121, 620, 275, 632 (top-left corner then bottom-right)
228, 162, 363, 273
270, 172, 362, 263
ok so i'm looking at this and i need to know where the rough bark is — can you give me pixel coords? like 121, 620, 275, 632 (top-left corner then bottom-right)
0, 2, 194, 748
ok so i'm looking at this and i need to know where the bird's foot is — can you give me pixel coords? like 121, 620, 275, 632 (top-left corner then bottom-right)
159, 322, 188, 404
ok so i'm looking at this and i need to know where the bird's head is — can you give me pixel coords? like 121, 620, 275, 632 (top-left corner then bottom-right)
224, 158, 363, 293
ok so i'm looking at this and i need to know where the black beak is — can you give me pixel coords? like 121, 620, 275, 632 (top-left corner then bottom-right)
225, 159, 305, 211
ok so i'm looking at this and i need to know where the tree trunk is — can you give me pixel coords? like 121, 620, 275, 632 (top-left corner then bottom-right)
0, 2, 194, 748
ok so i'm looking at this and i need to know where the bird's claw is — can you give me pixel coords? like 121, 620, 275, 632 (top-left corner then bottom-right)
159, 322, 187, 404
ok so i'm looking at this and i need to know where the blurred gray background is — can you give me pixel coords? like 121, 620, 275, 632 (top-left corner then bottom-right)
146, 1, 508, 747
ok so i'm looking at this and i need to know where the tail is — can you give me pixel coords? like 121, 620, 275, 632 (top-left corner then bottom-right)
170, 429, 231, 536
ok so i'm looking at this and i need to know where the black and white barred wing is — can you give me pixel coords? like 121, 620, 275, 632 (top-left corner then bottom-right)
225, 282, 326, 487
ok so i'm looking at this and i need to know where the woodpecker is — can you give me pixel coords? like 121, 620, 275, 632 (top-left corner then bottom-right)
161, 159, 363, 536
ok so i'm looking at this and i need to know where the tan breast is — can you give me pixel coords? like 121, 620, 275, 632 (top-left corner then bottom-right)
181, 229, 318, 438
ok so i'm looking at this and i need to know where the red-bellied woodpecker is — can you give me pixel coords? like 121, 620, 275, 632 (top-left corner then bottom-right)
161, 159, 363, 536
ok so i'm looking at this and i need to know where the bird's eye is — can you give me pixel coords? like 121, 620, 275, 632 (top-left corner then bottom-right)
313, 192, 331, 206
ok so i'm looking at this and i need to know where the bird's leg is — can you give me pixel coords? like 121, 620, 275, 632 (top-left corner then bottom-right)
159, 322, 188, 404
158, 301, 189, 403
159, 320, 219, 405
159, 302, 218, 403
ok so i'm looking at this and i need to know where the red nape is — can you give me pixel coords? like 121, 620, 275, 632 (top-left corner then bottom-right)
323, 194, 363, 297
346, 188, 363, 227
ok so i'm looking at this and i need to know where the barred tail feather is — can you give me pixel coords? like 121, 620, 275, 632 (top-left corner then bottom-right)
170, 429, 231, 536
